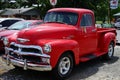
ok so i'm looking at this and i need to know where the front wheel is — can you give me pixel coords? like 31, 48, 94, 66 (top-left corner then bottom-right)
104, 42, 114, 60
52, 53, 74, 79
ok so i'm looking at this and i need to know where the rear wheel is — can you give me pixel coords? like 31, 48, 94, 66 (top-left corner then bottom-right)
104, 42, 114, 60
52, 53, 74, 79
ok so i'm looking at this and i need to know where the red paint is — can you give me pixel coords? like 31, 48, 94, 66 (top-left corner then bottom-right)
5, 8, 116, 69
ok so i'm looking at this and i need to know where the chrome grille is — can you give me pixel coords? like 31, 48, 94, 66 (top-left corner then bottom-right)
22, 55, 41, 63
10, 45, 18, 50
22, 48, 40, 53
7, 42, 44, 63
5, 43, 50, 65
9, 43, 42, 54
9, 51, 20, 59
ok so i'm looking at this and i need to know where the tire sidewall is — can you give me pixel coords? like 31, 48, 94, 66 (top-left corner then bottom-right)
107, 42, 114, 59
53, 53, 74, 79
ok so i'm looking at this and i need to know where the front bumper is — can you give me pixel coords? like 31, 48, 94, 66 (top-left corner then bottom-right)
2, 56, 52, 71
2, 42, 52, 71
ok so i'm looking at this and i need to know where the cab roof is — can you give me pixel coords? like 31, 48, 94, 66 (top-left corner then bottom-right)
48, 8, 94, 14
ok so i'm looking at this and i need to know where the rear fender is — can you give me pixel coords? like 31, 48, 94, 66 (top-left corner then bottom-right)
103, 32, 116, 52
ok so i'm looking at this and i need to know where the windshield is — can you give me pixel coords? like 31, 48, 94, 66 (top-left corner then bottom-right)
44, 12, 78, 25
7, 21, 33, 30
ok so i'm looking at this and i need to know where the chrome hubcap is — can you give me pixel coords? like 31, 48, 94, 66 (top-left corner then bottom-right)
108, 44, 113, 57
59, 57, 71, 75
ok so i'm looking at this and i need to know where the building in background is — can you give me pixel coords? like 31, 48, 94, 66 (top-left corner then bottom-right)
0, 7, 41, 20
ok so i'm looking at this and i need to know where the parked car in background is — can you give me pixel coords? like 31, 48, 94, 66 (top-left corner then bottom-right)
96, 23, 114, 28
102, 23, 114, 28
114, 18, 120, 29
0, 20, 43, 51
0, 18, 24, 31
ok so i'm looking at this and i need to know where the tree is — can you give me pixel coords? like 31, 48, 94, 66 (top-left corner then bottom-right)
0, 0, 119, 22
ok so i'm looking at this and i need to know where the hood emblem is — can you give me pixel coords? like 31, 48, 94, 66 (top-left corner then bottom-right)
17, 38, 30, 43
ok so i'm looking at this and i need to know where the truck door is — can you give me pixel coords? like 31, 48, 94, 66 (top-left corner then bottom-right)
78, 13, 97, 55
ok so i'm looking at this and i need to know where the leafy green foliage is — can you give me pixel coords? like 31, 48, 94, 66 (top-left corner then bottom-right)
0, 0, 120, 21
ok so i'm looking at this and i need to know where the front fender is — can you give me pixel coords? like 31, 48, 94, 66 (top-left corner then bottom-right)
37, 39, 79, 68
103, 32, 116, 52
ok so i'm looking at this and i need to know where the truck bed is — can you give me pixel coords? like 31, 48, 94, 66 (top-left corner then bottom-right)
97, 28, 116, 33
97, 28, 116, 51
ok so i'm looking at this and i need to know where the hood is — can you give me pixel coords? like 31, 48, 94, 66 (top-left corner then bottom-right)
17, 23, 77, 44
0, 30, 19, 37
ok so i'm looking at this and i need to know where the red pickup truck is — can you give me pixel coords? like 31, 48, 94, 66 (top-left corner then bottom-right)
2, 8, 116, 79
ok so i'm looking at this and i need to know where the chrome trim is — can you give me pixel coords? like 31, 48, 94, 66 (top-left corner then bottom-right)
10, 42, 44, 54
17, 38, 30, 43
2, 57, 52, 71
5, 47, 49, 57
3, 42, 52, 71
6, 42, 50, 57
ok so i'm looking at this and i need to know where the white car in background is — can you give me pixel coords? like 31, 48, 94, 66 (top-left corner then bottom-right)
0, 18, 24, 30
114, 18, 120, 29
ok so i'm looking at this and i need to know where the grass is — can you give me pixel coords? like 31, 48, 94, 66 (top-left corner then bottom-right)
96, 21, 102, 24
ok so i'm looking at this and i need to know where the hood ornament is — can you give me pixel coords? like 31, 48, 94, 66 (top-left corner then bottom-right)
17, 38, 30, 43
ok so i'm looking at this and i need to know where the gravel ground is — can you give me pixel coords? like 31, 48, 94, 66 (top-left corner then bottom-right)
0, 45, 120, 80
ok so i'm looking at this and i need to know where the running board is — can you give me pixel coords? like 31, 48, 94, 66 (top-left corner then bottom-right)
79, 51, 107, 62
80, 54, 97, 62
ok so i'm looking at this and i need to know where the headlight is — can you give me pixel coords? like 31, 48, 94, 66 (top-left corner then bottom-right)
3, 37, 9, 46
43, 44, 51, 53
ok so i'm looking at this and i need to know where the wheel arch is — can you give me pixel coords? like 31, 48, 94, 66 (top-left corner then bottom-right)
103, 32, 116, 52
60, 50, 76, 67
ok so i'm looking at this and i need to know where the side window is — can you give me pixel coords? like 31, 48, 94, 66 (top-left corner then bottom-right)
80, 14, 93, 27
9, 20, 20, 25
1, 20, 20, 27
86, 14, 93, 26
1, 20, 10, 27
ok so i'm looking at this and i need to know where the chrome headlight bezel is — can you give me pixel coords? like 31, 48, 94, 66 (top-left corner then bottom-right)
43, 44, 51, 53
3, 37, 9, 46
